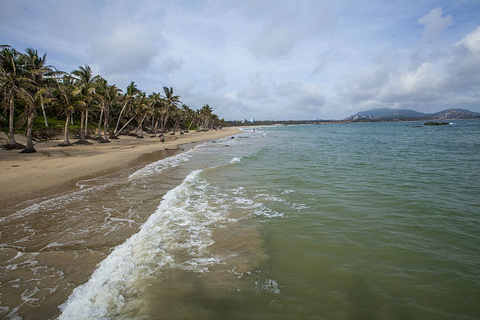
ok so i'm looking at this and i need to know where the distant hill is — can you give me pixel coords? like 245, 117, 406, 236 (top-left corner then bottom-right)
430, 109, 480, 118
349, 108, 480, 120
352, 108, 426, 118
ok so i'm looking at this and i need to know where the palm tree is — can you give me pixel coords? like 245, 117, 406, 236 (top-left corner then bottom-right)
0, 47, 30, 149
169, 105, 183, 135
94, 80, 106, 141
182, 104, 196, 131
74, 84, 95, 144
24, 48, 54, 128
147, 92, 163, 137
161, 86, 181, 134
53, 74, 85, 146
103, 84, 121, 141
133, 92, 152, 138
113, 81, 140, 137
16, 88, 50, 153
12, 48, 55, 153
199, 104, 213, 130
71, 64, 99, 143
96, 77, 121, 142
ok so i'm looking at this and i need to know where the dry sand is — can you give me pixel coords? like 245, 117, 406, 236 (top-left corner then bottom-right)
0, 128, 240, 215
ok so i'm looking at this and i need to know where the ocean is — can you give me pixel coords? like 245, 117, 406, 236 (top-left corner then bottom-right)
1, 121, 480, 319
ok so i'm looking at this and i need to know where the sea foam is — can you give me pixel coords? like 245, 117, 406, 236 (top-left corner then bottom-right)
58, 171, 202, 319
128, 149, 194, 180
57, 170, 234, 319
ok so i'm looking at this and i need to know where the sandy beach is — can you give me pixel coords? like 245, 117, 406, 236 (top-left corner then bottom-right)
0, 127, 240, 216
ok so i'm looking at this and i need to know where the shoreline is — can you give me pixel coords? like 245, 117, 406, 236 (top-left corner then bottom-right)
0, 127, 241, 217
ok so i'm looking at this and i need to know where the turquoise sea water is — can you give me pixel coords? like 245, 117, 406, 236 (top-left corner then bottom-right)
2, 121, 480, 319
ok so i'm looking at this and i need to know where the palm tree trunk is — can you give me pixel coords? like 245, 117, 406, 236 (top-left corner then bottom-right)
97, 108, 104, 139
64, 111, 71, 145
9, 97, 16, 145
187, 118, 194, 131
153, 118, 159, 136
41, 100, 48, 127
114, 100, 128, 135
103, 110, 110, 142
85, 109, 89, 137
159, 114, 166, 134
163, 111, 170, 134
136, 114, 147, 137
79, 110, 86, 142
114, 115, 135, 137
171, 118, 179, 135
22, 110, 37, 153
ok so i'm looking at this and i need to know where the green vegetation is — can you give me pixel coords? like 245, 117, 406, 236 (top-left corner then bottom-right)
1, 45, 225, 152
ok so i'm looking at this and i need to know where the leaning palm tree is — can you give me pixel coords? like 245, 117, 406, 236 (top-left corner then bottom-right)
114, 92, 143, 137
0, 47, 30, 149
147, 92, 163, 136
133, 93, 152, 138
161, 86, 181, 134
24, 48, 55, 128
53, 74, 85, 146
74, 84, 95, 144
199, 104, 213, 130
71, 64, 99, 142
16, 88, 51, 153
113, 81, 140, 137
12, 48, 55, 153
170, 106, 185, 135
182, 104, 196, 131
96, 77, 121, 142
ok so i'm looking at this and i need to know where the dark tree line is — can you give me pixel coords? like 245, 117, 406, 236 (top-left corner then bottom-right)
1, 46, 225, 153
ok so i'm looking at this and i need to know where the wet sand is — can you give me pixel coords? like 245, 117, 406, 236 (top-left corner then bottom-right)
0, 127, 241, 319
0, 128, 240, 216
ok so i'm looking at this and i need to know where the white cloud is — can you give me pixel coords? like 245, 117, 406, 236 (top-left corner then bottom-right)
378, 63, 444, 102
210, 73, 227, 90
457, 26, 480, 53
418, 7, 453, 44
248, 23, 297, 59
91, 24, 159, 74
239, 73, 272, 100
1, 1, 480, 120
153, 56, 185, 76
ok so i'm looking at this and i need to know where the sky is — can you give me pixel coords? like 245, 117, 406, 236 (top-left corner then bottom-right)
1, 0, 480, 120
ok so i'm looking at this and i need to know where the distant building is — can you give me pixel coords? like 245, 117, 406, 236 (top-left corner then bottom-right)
348, 115, 374, 121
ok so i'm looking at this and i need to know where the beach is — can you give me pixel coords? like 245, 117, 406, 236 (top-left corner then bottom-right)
0, 127, 240, 216
0, 127, 242, 319
1, 122, 480, 319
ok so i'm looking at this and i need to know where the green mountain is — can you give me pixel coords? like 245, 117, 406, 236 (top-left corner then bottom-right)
350, 108, 480, 120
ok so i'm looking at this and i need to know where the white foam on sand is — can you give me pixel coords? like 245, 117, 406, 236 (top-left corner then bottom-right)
58, 168, 252, 319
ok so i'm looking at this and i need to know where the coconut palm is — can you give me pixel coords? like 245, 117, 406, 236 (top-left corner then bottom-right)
161, 86, 181, 134
182, 104, 197, 131
71, 64, 99, 143
131, 92, 151, 138
169, 105, 182, 135
114, 91, 143, 137
12, 48, 56, 153
0, 47, 30, 149
147, 92, 164, 137
199, 104, 213, 130
53, 74, 85, 146
96, 77, 121, 142
16, 88, 51, 153
94, 79, 106, 141
24, 48, 54, 128
113, 81, 140, 137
